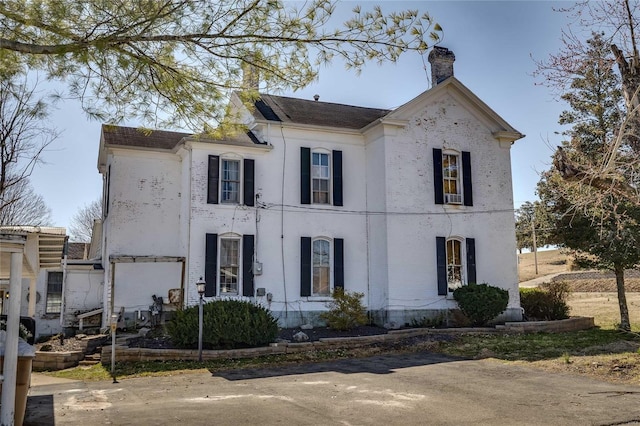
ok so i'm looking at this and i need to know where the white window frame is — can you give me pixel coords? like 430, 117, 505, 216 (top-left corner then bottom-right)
312, 151, 331, 205
446, 238, 465, 294
46, 271, 63, 314
442, 151, 462, 205
312, 237, 332, 297
218, 235, 241, 295
220, 158, 242, 204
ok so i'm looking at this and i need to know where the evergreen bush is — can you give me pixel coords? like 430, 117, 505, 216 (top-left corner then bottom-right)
320, 288, 368, 331
166, 299, 278, 349
520, 281, 570, 321
452, 283, 509, 326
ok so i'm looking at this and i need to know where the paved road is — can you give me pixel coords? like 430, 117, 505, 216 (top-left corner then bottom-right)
25, 352, 640, 425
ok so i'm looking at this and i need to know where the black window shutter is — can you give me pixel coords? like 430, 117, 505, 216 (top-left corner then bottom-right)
300, 237, 311, 296
466, 238, 477, 285
462, 151, 473, 206
433, 148, 444, 205
300, 147, 311, 204
207, 155, 219, 204
242, 234, 255, 296
436, 236, 447, 295
205, 233, 218, 297
332, 150, 343, 206
334, 238, 344, 290
243, 159, 255, 206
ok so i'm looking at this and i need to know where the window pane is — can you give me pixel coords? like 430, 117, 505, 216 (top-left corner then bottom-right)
444, 179, 458, 195
313, 266, 330, 295
443, 154, 458, 179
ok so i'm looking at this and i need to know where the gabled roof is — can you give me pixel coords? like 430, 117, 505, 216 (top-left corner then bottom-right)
252, 94, 390, 129
381, 77, 524, 141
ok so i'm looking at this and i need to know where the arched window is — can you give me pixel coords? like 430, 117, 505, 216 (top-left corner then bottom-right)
446, 238, 463, 292
312, 238, 331, 296
312, 151, 331, 204
219, 234, 241, 294
442, 151, 461, 204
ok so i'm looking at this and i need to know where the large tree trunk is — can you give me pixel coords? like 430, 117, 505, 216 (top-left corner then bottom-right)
614, 264, 631, 332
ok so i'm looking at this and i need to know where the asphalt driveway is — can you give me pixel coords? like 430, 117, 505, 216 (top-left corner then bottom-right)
25, 352, 640, 425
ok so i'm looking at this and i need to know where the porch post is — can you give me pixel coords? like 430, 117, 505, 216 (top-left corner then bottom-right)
1, 249, 24, 425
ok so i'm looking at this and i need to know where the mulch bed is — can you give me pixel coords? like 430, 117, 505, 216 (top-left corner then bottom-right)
126, 325, 390, 350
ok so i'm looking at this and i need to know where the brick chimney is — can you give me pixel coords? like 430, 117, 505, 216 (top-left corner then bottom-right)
428, 46, 455, 87
241, 60, 259, 91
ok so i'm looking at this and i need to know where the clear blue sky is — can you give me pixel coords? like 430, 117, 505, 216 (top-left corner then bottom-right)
30, 1, 573, 232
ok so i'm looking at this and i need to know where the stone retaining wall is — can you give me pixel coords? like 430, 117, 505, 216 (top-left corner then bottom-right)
33, 351, 85, 371
496, 316, 594, 333
100, 319, 593, 364
33, 335, 108, 371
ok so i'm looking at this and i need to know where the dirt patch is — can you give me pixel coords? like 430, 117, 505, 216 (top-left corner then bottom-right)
556, 277, 640, 292
518, 250, 569, 282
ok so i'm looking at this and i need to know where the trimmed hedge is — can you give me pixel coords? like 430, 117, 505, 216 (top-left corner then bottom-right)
166, 299, 278, 349
453, 283, 509, 326
520, 281, 570, 321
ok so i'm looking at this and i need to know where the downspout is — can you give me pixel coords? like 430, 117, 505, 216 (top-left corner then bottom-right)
110, 261, 116, 321
59, 236, 69, 327
185, 143, 193, 308
179, 259, 186, 309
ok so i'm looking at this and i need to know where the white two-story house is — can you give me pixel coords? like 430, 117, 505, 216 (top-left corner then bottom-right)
97, 47, 524, 328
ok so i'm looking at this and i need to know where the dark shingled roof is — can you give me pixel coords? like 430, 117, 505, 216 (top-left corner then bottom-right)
101, 125, 265, 149
253, 94, 391, 129
101, 125, 190, 150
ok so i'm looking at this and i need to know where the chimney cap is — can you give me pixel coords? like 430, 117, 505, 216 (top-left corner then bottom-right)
428, 46, 455, 62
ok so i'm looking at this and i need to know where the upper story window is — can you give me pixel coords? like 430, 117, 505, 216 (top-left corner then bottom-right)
442, 153, 462, 204
300, 147, 343, 206
221, 159, 241, 204
312, 153, 330, 204
207, 156, 254, 206
433, 148, 473, 207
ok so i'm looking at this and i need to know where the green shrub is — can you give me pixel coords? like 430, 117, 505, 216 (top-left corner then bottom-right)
320, 288, 368, 331
520, 281, 570, 321
452, 283, 509, 326
166, 299, 278, 349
